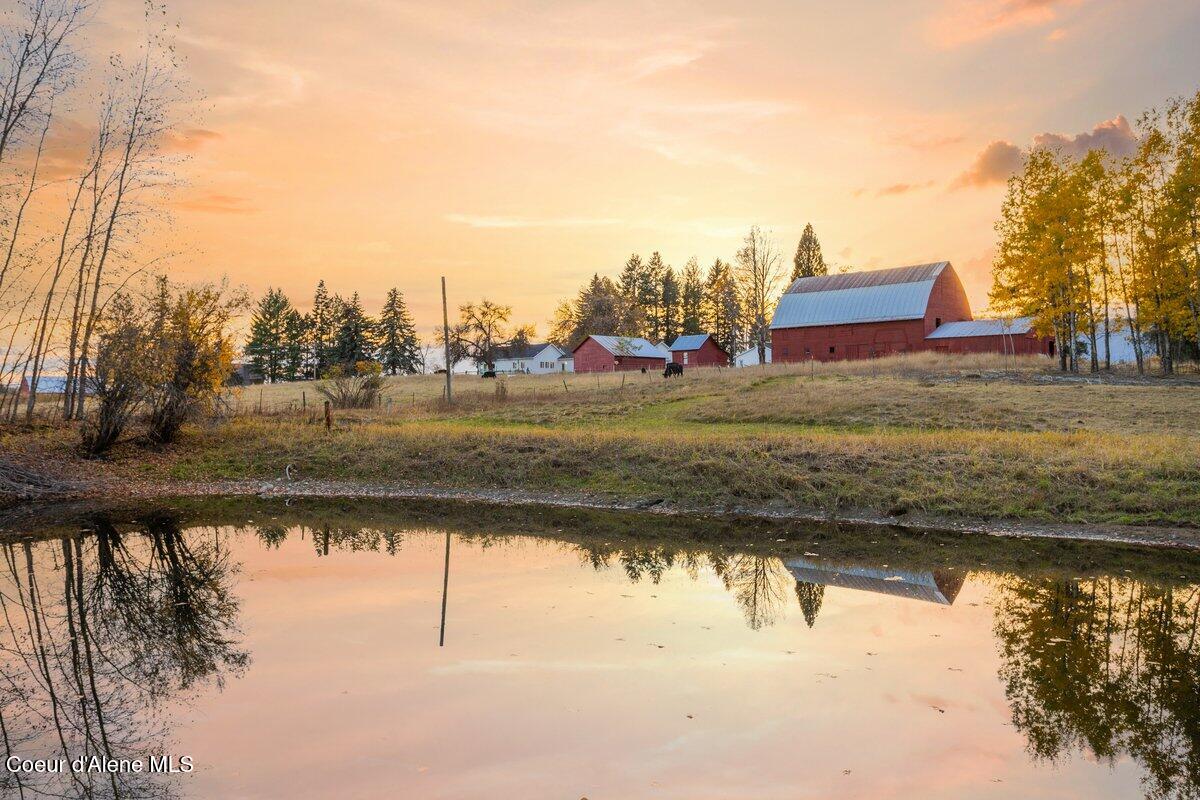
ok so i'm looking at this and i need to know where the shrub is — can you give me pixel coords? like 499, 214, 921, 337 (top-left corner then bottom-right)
316, 361, 386, 409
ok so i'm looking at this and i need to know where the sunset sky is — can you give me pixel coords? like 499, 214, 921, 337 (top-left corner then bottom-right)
85, 0, 1200, 337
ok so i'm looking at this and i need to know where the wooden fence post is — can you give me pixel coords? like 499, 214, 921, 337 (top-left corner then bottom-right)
324, 400, 332, 431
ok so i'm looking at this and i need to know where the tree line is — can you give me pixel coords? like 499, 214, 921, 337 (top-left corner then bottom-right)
244, 281, 423, 382
992, 89, 1200, 373
550, 223, 825, 361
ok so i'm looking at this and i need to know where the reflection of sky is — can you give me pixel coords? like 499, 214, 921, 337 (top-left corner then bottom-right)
173, 529, 1144, 800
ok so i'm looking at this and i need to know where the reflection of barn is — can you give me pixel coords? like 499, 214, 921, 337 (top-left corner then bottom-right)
785, 558, 964, 608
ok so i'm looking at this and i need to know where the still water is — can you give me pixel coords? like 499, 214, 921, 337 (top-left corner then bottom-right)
1, 499, 1198, 799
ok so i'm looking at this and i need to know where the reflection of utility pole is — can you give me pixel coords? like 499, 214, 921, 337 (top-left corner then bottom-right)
439, 530, 451, 647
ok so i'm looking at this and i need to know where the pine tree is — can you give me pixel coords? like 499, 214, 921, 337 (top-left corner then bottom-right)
307, 280, 336, 378
331, 292, 377, 367
377, 288, 422, 374
643, 252, 666, 339
660, 267, 681, 343
791, 223, 827, 282
680, 257, 704, 335
703, 258, 744, 354
246, 288, 302, 383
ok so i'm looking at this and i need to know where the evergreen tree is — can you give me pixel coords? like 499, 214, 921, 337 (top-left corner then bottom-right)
703, 258, 744, 355
618, 253, 644, 299
307, 280, 336, 378
660, 267, 681, 343
791, 223, 827, 282
680, 257, 704, 335
549, 274, 642, 349
377, 288, 422, 375
246, 288, 303, 383
331, 292, 377, 367
643, 251, 666, 339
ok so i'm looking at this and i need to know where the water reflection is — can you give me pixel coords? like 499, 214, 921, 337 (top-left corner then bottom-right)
994, 577, 1200, 799
0, 500, 1198, 799
0, 517, 247, 799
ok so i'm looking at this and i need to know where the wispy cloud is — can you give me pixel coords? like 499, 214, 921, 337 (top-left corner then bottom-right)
445, 214, 622, 229
929, 0, 1087, 47
173, 192, 255, 214
877, 181, 936, 196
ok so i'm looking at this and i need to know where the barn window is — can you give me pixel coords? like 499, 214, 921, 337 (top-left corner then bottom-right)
683, 353, 689, 364
935, 317, 942, 328
828, 346, 835, 355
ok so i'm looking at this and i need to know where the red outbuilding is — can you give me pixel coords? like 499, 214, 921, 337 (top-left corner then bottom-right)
668, 334, 730, 366
924, 318, 1054, 356
769, 261, 1052, 361
572, 335, 668, 373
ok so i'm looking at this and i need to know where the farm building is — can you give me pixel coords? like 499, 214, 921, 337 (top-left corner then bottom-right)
669, 334, 729, 366
573, 335, 668, 373
735, 344, 771, 367
770, 261, 1053, 361
924, 317, 1052, 356
491, 342, 569, 374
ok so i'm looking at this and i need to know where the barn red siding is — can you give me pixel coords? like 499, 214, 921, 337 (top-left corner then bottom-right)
772, 319, 929, 362
572, 338, 666, 373
671, 339, 729, 366
927, 333, 1054, 356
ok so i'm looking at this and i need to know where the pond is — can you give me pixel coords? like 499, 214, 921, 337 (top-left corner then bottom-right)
1, 497, 1198, 799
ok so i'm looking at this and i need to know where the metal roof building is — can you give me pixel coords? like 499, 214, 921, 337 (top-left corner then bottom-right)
769, 262, 1053, 361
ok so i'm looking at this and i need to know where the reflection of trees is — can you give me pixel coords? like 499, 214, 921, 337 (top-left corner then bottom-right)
994, 577, 1200, 800
712, 554, 793, 631
0, 518, 247, 799
794, 582, 825, 628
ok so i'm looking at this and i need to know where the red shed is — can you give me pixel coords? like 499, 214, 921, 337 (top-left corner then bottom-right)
572, 335, 668, 373
924, 317, 1055, 356
770, 262, 974, 362
669, 334, 729, 366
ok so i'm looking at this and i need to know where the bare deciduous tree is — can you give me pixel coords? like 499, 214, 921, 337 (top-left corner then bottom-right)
735, 225, 784, 365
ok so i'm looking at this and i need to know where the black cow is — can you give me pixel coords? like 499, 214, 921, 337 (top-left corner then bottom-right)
663, 362, 684, 378
481, 370, 497, 378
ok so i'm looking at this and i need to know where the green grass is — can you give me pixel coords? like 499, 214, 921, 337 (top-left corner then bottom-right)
7, 354, 1200, 526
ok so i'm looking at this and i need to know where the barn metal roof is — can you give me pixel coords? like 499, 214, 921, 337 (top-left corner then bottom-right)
925, 317, 1034, 339
784, 558, 962, 605
582, 335, 667, 358
669, 334, 711, 351
771, 262, 950, 329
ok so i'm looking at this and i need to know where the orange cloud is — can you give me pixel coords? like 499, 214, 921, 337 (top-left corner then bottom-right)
162, 127, 223, 152
930, 0, 1086, 47
877, 181, 936, 196
173, 192, 254, 214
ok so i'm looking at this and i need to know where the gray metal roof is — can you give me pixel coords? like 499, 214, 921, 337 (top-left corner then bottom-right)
784, 558, 962, 605
925, 317, 1034, 339
495, 342, 559, 360
771, 262, 950, 330
669, 334, 712, 351
582, 335, 667, 358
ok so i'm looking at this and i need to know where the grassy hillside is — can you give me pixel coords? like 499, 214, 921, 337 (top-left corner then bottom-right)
6, 353, 1199, 526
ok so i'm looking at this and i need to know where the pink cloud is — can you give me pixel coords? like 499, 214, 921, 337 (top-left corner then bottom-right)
930, 0, 1086, 47
951, 140, 1025, 189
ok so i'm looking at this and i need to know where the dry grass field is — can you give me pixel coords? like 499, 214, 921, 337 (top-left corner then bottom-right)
5, 353, 1199, 525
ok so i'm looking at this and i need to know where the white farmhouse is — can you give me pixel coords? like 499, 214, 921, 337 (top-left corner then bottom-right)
734, 344, 772, 367
492, 342, 571, 374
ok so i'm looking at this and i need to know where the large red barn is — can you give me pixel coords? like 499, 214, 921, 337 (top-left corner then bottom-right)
572, 335, 668, 373
770, 262, 1052, 361
669, 334, 729, 366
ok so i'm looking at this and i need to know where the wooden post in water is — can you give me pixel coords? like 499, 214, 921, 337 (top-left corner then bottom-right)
324, 400, 332, 430
441, 276, 453, 406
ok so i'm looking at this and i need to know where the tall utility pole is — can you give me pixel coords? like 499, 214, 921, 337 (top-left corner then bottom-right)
441, 276, 452, 405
